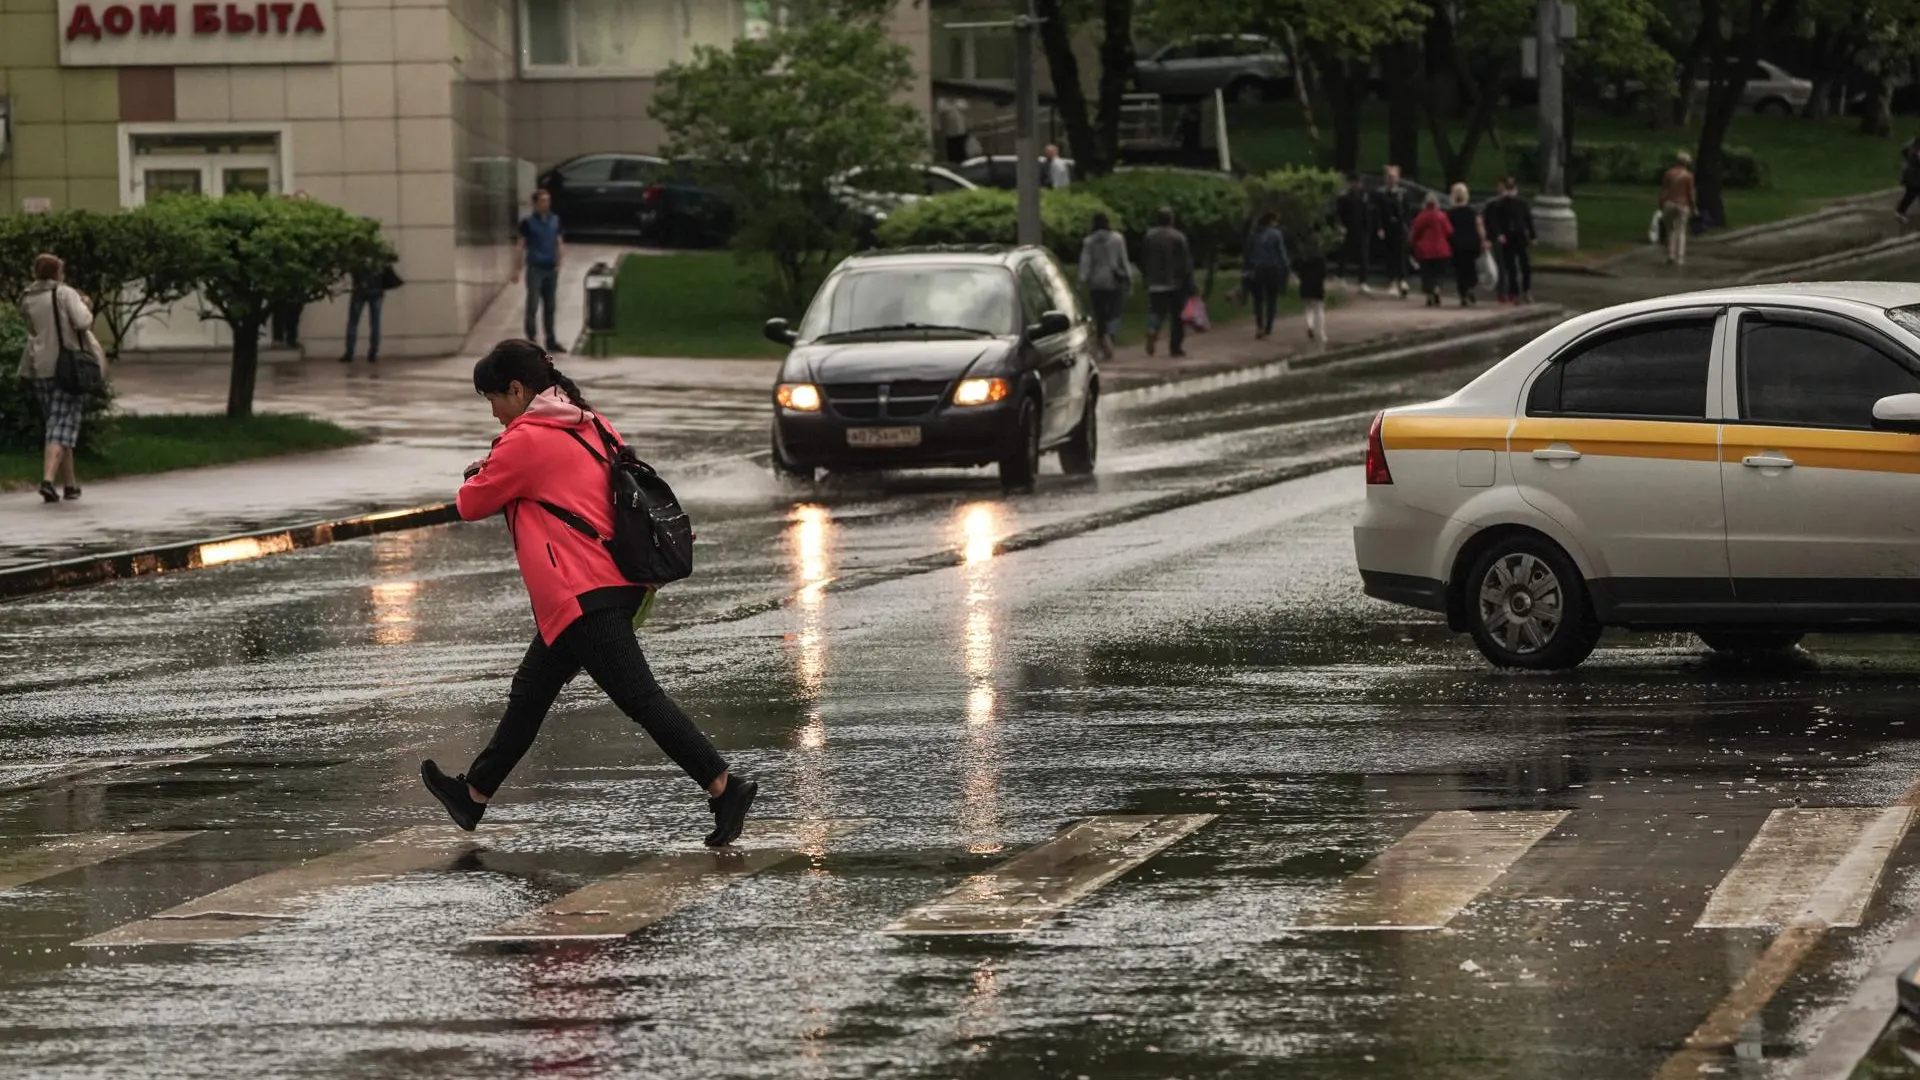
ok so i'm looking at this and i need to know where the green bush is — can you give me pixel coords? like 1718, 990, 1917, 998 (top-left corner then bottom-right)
1079, 169, 1248, 266
0, 305, 115, 456
1507, 142, 1769, 189
874, 188, 1121, 263
1245, 166, 1347, 262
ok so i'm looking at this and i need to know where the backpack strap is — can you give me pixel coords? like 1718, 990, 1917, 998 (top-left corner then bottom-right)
537, 499, 601, 541
560, 426, 607, 465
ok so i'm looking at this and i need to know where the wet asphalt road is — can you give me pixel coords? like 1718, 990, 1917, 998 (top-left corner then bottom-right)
6, 339, 1920, 1080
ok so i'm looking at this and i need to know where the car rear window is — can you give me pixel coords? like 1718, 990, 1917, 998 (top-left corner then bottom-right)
1528, 319, 1717, 419
798, 267, 1017, 340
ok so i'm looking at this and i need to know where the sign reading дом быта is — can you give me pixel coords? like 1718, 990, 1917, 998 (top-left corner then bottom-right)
55, 0, 337, 66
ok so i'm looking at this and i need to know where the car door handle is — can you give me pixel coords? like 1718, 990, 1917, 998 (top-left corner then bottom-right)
1531, 447, 1582, 461
1742, 453, 1795, 469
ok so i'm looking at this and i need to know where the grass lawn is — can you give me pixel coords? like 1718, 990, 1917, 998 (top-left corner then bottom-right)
1227, 103, 1905, 248
0, 413, 368, 491
607, 251, 791, 360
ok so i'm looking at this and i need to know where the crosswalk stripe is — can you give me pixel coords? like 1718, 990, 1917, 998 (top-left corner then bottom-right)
883, 813, 1217, 937
74, 825, 510, 947
0, 832, 201, 891
471, 849, 796, 943
0, 755, 209, 796
1696, 806, 1914, 930
1285, 810, 1570, 931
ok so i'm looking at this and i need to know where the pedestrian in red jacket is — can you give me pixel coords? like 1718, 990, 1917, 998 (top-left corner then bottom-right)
1408, 194, 1455, 308
421, 339, 756, 846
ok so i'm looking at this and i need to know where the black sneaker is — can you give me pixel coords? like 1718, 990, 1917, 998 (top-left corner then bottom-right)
420, 760, 485, 832
38, 482, 58, 504
63, 485, 81, 501
704, 774, 758, 848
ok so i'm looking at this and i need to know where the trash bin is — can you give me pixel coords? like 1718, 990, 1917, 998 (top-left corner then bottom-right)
584, 262, 617, 356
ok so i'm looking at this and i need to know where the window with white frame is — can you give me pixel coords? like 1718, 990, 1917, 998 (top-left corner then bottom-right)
520, 0, 777, 76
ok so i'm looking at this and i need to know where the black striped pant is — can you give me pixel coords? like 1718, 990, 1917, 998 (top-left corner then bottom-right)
467, 607, 728, 797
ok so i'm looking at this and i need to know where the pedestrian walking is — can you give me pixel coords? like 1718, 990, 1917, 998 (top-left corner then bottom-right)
1899, 133, 1920, 224
1408, 194, 1454, 307
341, 239, 402, 365
1043, 143, 1072, 189
1445, 183, 1488, 307
1295, 251, 1327, 343
1485, 177, 1536, 304
421, 339, 756, 845
16, 254, 105, 504
1242, 211, 1290, 340
938, 96, 971, 165
1078, 211, 1132, 359
1659, 152, 1696, 267
1141, 206, 1195, 358
1370, 165, 1414, 299
269, 190, 312, 351
1336, 173, 1373, 290
516, 189, 566, 353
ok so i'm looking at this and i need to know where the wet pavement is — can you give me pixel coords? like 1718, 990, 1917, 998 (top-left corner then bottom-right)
7, 335, 1920, 1079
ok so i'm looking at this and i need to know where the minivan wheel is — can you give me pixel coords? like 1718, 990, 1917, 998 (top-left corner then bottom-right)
770, 425, 815, 484
999, 398, 1041, 492
1059, 389, 1097, 475
1697, 630, 1803, 655
1464, 536, 1601, 670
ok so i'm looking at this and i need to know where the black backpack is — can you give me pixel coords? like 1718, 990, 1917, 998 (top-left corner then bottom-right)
537, 417, 695, 586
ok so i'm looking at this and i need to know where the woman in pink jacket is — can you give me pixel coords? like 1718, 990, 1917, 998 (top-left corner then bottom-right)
420, 339, 756, 846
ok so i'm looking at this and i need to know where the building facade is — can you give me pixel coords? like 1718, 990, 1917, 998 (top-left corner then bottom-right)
0, 0, 932, 358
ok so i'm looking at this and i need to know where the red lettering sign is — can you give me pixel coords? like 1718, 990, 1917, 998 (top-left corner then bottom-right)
223, 4, 253, 32
269, 1, 291, 31
65, 3, 101, 40
294, 2, 322, 33
139, 3, 175, 34
101, 4, 134, 34
192, 2, 219, 33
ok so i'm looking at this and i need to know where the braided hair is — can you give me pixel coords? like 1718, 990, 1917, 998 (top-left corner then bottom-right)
472, 338, 591, 410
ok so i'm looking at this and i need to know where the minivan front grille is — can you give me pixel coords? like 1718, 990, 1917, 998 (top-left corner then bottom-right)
822, 379, 951, 421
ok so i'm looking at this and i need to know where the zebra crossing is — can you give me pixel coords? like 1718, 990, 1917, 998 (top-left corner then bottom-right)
3, 801, 1914, 951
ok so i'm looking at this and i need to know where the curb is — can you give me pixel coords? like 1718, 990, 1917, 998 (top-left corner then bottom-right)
0, 504, 461, 603
1734, 231, 1920, 284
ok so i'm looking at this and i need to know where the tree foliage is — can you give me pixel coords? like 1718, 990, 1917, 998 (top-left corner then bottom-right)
0, 207, 202, 360
1033, 0, 1140, 179
651, 18, 926, 314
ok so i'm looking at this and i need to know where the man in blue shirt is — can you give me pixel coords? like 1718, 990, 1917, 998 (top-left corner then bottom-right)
516, 189, 566, 352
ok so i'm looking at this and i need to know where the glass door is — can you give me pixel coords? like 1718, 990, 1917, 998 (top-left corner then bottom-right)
127, 151, 282, 350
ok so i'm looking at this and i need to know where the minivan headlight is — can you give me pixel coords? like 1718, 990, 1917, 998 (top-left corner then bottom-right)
952, 378, 1010, 406
777, 383, 822, 411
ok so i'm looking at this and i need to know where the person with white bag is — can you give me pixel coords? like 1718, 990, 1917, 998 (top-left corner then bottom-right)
1444, 183, 1489, 307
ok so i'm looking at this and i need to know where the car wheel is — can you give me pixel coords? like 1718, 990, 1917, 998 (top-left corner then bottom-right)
1756, 97, 1793, 116
1058, 388, 1098, 475
1464, 536, 1601, 670
1697, 630, 1803, 654
999, 398, 1041, 492
1229, 77, 1267, 104
770, 425, 815, 485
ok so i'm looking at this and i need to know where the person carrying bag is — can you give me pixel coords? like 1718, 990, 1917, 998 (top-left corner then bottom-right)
17, 253, 105, 504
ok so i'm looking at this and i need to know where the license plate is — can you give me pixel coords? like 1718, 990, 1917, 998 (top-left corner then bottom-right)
847, 426, 922, 448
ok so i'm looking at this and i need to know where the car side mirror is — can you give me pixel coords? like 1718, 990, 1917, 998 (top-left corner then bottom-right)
764, 318, 798, 346
1872, 392, 1920, 433
1030, 310, 1072, 339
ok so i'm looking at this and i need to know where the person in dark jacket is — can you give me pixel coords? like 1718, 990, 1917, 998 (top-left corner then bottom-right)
1141, 206, 1195, 358
1369, 165, 1415, 299
341, 236, 401, 364
1335, 173, 1372, 290
1445, 182, 1488, 307
1242, 212, 1290, 340
1485, 176, 1536, 304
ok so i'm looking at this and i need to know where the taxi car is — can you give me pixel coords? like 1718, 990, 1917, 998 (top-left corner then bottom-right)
1354, 283, 1920, 669
765, 245, 1099, 491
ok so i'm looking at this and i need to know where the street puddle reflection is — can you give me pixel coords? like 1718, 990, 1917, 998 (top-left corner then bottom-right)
788, 505, 836, 858
517, 946, 623, 1076
369, 530, 420, 647
957, 502, 1004, 854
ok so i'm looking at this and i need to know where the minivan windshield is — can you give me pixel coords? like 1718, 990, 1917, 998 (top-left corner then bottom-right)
798, 267, 1016, 341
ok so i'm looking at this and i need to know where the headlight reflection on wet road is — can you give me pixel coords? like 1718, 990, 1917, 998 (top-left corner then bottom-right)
958, 501, 1004, 854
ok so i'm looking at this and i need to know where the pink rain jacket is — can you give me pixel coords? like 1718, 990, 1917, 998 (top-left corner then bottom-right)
457, 387, 632, 644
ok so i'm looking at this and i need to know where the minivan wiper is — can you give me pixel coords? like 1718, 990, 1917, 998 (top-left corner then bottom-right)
817, 323, 997, 340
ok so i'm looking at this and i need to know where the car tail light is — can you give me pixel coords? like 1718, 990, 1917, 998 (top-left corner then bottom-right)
1365, 412, 1393, 485
642, 184, 664, 204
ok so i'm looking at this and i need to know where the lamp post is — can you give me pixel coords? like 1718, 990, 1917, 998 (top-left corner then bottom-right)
1534, 0, 1578, 250
948, 7, 1046, 246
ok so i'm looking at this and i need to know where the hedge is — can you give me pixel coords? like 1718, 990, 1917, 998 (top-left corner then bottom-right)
1245, 166, 1347, 262
1079, 169, 1249, 266
1508, 142, 1770, 190
873, 188, 1120, 263
1, 305, 115, 456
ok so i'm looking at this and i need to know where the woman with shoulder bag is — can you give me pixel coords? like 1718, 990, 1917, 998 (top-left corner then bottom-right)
420, 339, 757, 846
17, 253, 106, 504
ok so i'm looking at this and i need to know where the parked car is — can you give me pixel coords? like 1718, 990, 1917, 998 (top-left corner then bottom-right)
538, 153, 669, 238
955, 155, 1078, 190
1611, 60, 1812, 115
1135, 34, 1290, 102
1354, 283, 1920, 670
763, 245, 1100, 490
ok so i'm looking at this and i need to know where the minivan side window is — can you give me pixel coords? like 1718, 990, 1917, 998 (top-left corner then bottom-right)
1036, 257, 1080, 322
1527, 318, 1717, 419
1017, 265, 1053, 326
1740, 319, 1920, 429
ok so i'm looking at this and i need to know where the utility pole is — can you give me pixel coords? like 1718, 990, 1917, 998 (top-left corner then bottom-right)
1534, 0, 1578, 249
1013, 8, 1042, 246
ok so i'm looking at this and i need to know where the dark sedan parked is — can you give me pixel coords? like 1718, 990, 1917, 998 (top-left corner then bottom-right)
764, 245, 1100, 491
537, 153, 666, 238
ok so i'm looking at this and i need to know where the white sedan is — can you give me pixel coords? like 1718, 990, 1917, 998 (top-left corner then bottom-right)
1354, 282, 1920, 669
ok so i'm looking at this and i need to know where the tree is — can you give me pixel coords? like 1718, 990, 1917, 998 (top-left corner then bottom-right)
1693, 0, 1800, 227
165, 195, 377, 418
1032, 0, 1138, 179
651, 18, 925, 313
0, 206, 201, 359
